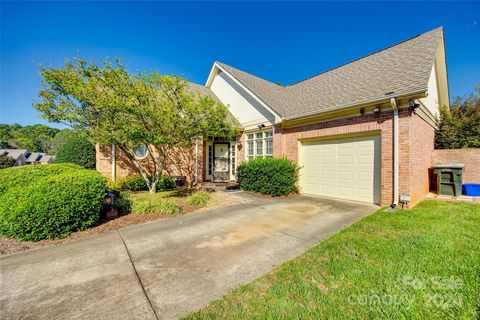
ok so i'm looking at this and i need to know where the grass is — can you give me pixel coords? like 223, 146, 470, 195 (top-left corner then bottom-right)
185, 191, 211, 206
130, 191, 180, 215
184, 200, 480, 319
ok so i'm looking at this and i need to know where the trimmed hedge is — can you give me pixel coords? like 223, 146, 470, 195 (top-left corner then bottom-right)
0, 164, 106, 241
236, 158, 300, 196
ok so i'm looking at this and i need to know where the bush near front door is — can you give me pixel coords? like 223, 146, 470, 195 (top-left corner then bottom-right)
236, 158, 300, 197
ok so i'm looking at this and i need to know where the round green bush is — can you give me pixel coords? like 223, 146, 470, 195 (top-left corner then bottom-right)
117, 175, 149, 191
236, 158, 300, 197
0, 164, 106, 241
158, 176, 175, 190
54, 135, 96, 169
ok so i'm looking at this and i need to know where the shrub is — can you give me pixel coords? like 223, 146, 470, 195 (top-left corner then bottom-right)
0, 164, 106, 241
236, 158, 300, 197
0, 155, 16, 169
54, 135, 96, 169
131, 194, 180, 215
112, 197, 132, 215
117, 175, 149, 191
158, 176, 175, 190
114, 175, 175, 192
185, 191, 211, 206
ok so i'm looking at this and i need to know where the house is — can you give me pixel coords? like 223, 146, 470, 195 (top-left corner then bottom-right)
25, 152, 55, 165
97, 27, 449, 207
0, 149, 28, 166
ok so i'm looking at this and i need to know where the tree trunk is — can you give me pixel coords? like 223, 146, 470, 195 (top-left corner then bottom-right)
149, 182, 157, 194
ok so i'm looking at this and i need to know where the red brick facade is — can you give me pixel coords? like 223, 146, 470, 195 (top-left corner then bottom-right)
96, 142, 205, 186
97, 109, 478, 207
432, 149, 480, 184
269, 109, 435, 206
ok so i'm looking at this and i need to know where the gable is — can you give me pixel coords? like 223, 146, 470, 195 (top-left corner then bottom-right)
206, 27, 445, 122
208, 68, 281, 129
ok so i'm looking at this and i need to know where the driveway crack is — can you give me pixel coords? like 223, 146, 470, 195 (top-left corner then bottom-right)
117, 230, 159, 320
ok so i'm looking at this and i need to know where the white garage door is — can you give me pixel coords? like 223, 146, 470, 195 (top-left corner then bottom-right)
301, 135, 380, 204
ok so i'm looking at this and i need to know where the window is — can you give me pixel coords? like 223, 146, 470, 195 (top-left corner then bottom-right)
246, 130, 273, 159
133, 145, 148, 159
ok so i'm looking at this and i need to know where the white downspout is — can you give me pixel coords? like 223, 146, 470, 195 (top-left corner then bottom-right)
111, 144, 116, 182
193, 138, 199, 186
390, 98, 399, 207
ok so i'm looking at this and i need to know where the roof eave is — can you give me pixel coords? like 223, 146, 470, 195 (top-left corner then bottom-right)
283, 89, 428, 121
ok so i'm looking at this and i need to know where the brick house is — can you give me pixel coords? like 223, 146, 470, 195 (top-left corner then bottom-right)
97, 27, 449, 207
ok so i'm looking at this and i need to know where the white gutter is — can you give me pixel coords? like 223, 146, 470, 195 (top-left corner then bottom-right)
390, 98, 399, 207
284, 89, 427, 122
111, 144, 116, 182
193, 138, 199, 186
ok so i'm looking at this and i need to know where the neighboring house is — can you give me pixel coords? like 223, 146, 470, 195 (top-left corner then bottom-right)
97, 27, 449, 206
0, 149, 28, 166
25, 152, 55, 165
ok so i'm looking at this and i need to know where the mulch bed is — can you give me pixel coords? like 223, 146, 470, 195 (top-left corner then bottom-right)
0, 191, 250, 256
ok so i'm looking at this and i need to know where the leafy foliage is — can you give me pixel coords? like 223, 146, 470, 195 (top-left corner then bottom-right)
0, 155, 16, 169
185, 190, 211, 206
0, 123, 60, 153
116, 175, 149, 191
158, 176, 176, 190
0, 164, 106, 241
237, 158, 300, 197
34, 58, 238, 192
435, 85, 480, 149
112, 175, 175, 192
131, 193, 180, 215
112, 197, 132, 215
54, 135, 96, 168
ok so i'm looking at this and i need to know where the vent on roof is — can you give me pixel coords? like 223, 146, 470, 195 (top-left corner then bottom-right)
385, 91, 395, 96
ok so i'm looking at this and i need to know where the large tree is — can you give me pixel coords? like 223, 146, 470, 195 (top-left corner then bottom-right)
435, 85, 480, 149
34, 58, 237, 192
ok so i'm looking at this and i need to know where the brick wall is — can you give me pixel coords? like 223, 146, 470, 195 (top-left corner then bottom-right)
276, 111, 398, 205
432, 149, 480, 184
274, 109, 435, 206
96, 142, 205, 186
406, 113, 435, 205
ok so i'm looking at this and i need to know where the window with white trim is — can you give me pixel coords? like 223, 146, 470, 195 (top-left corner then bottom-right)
246, 130, 273, 159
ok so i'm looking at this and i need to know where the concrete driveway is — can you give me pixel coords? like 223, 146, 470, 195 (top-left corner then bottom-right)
0, 192, 377, 320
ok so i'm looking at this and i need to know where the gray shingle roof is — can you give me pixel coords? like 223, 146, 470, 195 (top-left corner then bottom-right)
215, 27, 443, 119
0, 149, 27, 160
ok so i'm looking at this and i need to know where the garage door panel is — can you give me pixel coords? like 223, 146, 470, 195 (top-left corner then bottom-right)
301, 135, 380, 204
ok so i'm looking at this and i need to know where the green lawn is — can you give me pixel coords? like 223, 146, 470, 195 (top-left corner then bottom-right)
185, 201, 480, 319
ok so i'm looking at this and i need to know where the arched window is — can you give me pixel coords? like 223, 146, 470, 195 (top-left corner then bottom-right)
133, 145, 148, 159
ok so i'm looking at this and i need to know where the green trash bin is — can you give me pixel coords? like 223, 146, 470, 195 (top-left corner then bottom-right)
432, 163, 465, 196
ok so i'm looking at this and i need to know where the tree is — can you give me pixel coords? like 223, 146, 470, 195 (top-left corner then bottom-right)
435, 85, 480, 149
0, 155, 16, 169
34, 58, 237, 192
54, 135, 96, 169
0, 123, 59, 152
49, 129, 79, 155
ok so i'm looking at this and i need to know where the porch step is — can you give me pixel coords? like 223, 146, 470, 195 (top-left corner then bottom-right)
201, 182, 240, 191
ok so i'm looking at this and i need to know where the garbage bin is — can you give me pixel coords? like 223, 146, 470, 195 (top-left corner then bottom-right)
432, 163, 465, 196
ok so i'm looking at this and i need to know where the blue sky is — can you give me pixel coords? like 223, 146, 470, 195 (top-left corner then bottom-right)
1, 1, 479, 128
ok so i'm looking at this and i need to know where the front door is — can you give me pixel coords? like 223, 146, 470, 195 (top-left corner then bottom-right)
213, 143, 230, 180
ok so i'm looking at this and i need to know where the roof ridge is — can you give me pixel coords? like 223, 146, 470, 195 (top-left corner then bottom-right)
287, 26, 443, 87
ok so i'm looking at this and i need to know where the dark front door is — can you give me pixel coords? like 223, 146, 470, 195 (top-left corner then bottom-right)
213, 143, 230, 180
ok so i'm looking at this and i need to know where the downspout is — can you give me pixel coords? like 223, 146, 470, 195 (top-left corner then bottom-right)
390, 98, 399, 208
111, 144, 116, 182
193, 138, 199, 186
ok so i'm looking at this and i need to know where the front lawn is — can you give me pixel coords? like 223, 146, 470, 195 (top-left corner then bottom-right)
185, 201, 480, 319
